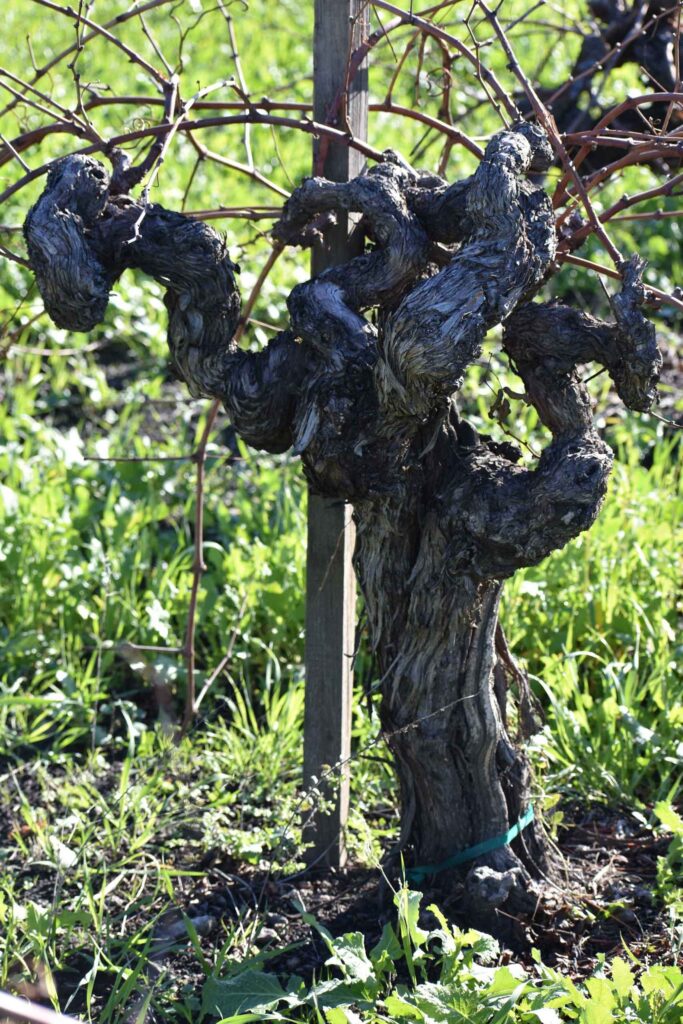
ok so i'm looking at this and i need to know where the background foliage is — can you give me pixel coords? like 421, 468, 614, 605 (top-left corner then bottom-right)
0, 1, 681, 1021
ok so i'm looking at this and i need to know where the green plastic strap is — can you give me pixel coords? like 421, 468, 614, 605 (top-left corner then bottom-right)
405, 805, 535, 884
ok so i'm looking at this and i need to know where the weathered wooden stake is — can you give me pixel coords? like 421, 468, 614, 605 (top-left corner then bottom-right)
303, 0, 368, 869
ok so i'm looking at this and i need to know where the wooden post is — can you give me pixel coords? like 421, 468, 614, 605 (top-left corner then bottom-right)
303, 0, 368, 869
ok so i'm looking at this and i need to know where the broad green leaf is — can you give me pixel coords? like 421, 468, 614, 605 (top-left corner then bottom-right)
584, 977, 617, 1010
409, 981, 475, 1022
654, 802, 683, 836
425, 904, 457, 955
582, 977, 617, 1024
488, 965, 528, 996
581, 1003, 611, 1024
201, 970, 286, 1020
395, 887, 428, 948
306, 978, 367, 1009
383, 993, 424, 1020
641, 965, 683, 998
370, 922, 403, 965
325, 1009, 364, 1024
324, 931, 375, 984
610, 957, 635, 999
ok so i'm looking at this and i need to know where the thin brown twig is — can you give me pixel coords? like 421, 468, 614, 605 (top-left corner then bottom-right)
0, 244, 31, 267
0, 133, 31, 173
557, 252, 683, 315
414, 29, 428, 107
68, 0, 96, 135
179, 398, 220, 736
27, 0, 170, 87
179, 241, 285, 736
217, 0, 253, 170
464, 0, 509, 126
194, 595, 248, 713
378, 99, 484, 157
186, 206, 281, 221
188, 134, 290, 199
138, 10, 175, 77
554, 92, 683, 206
0, 0, 177, 123
384, 31, 419, 104
0, 91, 485, 174
370, 0, 519, 121
0, 112, 386, 206
0, 66, 91, 132
609, 208, 683, 222
560, 167, 683, 251
181, 153, 203, 210
476, 0, 623, 267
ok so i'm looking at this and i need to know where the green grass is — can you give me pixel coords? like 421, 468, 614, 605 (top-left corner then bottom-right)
505, 429, 683, 808
0, 404, 307, 757
0, 373, 680, 1019
1, 0, 683, 1020
197, 886, 683, 1023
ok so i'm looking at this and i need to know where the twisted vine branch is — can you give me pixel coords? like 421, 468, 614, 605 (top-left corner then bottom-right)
24, 122, 662, 572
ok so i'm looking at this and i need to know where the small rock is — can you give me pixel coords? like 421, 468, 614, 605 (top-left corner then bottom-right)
155, 913, 217, 941
189, 914, 217, 936
466, 866, 517, 907
254, 927, 278, 946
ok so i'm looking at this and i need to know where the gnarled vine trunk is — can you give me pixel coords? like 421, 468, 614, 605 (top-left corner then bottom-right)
357, 496, 546, 928
23, 122, 661, 937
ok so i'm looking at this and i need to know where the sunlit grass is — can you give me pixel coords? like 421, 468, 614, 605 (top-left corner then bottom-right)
1, 0, 683, 1018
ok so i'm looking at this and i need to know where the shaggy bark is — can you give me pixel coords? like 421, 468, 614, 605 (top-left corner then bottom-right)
24, 155, 308, 454
24, 123, 661, 938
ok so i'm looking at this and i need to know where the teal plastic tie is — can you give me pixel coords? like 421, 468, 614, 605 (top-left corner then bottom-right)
405, 805, 535, 884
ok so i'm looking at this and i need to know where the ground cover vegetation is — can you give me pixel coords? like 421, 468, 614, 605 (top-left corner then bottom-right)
0, 1, 682, 1021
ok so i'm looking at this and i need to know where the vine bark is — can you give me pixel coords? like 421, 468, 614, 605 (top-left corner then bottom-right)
24, 122, 661, 938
